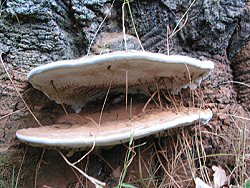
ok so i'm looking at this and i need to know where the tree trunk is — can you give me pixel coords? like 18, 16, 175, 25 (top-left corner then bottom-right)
0, 0, 249, 187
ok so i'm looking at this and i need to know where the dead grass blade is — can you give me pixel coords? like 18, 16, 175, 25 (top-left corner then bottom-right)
153, 143, 181, 188
51, 80, 68, 115
169, 0, 196, 39
122, 2, 128, 51
34, 148, 46, 188
0, 106, 26, 120
15, 146, 27, 188
72, 141, 95, 166
155, 81, 163, 109
215, 81, 250, 88
124, 0, 144, 51
184, 63, 195, 108
126, 69, 128, 111
87, 0, 116, 55
142, 90, 158, 112
58, 150, 106, 187
99, 79, 112, 126
0, 53, 42, 127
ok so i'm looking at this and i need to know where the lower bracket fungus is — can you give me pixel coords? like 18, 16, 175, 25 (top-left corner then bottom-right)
16, 51, 214, 149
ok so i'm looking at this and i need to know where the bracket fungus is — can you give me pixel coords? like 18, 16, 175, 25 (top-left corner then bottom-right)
16, 51, 214, 149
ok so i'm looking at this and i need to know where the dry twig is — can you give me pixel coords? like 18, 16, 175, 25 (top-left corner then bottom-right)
58, 150, 106, 187
0, 53, 42, 126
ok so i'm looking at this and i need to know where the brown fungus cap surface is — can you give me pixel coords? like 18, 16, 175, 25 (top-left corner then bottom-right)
16, 106, 212, 148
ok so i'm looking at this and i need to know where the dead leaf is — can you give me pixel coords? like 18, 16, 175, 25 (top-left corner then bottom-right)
212, 165, 228, 188
195, 177, 212, 188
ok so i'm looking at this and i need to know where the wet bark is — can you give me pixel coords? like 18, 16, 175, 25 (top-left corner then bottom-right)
0, 0, 249, 187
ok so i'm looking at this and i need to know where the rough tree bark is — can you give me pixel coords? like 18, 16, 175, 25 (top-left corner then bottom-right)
0, 0, 249, 187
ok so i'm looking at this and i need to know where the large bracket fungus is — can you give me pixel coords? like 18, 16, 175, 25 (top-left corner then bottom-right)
16, 51, 214, 149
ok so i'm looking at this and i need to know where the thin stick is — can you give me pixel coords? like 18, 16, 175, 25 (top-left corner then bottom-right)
126, 0, 144, 51
155, 81, 163, 109
96, 153, 115, 171
122, 2, 128, 51
160, 89, 172, 103
184, 63, 194, 108
0, 54, 42, 127
15, 146, 27, 188
125, 69, 128, 111
70, 167, 85, 188
181, 130, 196, 180
119, 144, 136, 187
72, 141, 95, 165
34, 148, 46, 188
217, 113, 250, 121
87, 0, 116, 55
142, 90, 158, 112
169, 0, 196, 39
99, 80, 112, 126
166, 25, 170, 56
215, 80, 250, 88
58, 150, 106, 187
161, 79, 179, 112
75, 115, 99, 128
153, 144, 181, 188
51, 81, 68, 115
0, 106, 26, 120
139, 152, 158, 188
85, 155, 90, 188
179, 89, 184, 107
170, 13, 189, 38
147, 89, 161, 108
166, 89, 179, 113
